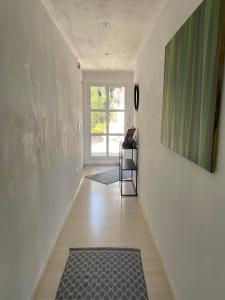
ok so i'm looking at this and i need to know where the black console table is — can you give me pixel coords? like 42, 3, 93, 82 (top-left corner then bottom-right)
119, 143, 138, 196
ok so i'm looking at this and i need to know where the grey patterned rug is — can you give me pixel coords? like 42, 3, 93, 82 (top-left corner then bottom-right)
85, 168, 131, 185
55, 248, 149, 300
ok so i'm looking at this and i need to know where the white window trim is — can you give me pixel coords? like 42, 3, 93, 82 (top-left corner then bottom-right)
83, 82, 128, 165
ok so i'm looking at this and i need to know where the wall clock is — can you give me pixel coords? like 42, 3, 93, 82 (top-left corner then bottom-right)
134, 84, 139, 111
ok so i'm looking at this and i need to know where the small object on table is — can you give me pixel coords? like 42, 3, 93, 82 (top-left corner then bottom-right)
122, 128, 137, 149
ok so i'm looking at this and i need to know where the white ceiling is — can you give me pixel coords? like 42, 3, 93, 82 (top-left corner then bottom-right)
42, 0, 167, 70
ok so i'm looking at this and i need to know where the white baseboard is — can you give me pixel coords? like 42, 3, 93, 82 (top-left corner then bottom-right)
31, 176, 84, 300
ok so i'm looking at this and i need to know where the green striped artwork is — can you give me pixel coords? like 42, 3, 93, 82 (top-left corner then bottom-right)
161, 0, 225, 172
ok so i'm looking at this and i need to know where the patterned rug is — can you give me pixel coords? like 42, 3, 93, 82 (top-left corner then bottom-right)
85, 168, 131, 185
55, 248, 149, 300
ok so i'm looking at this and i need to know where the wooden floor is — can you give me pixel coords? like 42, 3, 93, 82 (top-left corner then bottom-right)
34, 166, 174, 300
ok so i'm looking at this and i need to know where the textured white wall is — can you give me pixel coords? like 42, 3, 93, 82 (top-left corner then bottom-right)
135, 0, 225, 299
0, 1, 83, 299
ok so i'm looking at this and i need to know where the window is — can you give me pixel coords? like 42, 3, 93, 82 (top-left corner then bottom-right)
89, 86, 125, 158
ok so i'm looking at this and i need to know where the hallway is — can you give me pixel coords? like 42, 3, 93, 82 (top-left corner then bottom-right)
2, 1, 225, 299
34, 166, 174, 300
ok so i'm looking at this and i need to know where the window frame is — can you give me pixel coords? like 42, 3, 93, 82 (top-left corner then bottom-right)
87, 84, 126, 161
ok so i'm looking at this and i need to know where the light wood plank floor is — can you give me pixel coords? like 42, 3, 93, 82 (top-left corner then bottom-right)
34, 166, 174, 300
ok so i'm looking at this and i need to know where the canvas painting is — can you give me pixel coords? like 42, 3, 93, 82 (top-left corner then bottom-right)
161, 0, 225, 172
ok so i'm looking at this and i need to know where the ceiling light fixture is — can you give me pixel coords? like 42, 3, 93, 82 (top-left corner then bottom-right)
100, 22, 109, 27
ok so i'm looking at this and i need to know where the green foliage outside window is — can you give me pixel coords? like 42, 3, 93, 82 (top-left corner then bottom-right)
91, 87, 117, 133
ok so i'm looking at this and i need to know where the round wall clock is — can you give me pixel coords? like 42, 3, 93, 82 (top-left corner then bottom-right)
134, 84, 139, 111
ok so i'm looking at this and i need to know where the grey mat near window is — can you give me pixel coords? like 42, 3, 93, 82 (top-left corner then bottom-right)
85, 168, 131, 185
55, 248, 149, 300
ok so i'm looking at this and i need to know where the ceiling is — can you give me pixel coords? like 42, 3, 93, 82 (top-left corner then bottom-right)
42, 0, 167, 70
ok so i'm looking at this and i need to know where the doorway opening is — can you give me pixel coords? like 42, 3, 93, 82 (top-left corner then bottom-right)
87, 85, 125, 162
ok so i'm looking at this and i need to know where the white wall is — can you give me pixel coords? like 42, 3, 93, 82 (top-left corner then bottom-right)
82, 70, 134, 164
0, 1, 83, 299
135, 0, 225, 299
